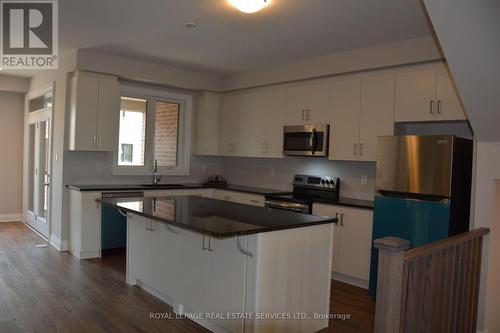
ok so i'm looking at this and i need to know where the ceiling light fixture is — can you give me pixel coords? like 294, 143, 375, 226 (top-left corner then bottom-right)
184, 22, 198, 28
228, 0, 270, 14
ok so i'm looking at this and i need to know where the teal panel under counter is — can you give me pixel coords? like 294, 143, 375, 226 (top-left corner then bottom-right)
369, 196, 450, 297
101, 205, 127, 250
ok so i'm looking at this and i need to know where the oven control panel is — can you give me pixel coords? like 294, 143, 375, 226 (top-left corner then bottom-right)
293, 174, 339, 190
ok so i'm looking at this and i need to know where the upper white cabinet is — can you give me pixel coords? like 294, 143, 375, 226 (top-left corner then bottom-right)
219, 88, 285, 158
194, 91, 220, 156
285, 80, 330, 125
395, 63, 466, 122
69, 71, 120, 151
330, 71, 395, 161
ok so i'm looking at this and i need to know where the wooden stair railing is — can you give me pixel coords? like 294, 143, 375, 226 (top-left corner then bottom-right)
373, 228, 490, 333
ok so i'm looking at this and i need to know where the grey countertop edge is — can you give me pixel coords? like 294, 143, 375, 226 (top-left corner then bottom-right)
97, 199, 338, 239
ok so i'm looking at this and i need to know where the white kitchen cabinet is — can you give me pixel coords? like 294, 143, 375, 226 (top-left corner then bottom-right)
247, 88, 286, 158
69, 190, 102, 259
219, 93, 251, 156
69, 71, 120, 151
285, 80, 330, 125
194, 91, 220, 155
213, 189, 265, 207
358, 71, 396, 161
127, 215, 152, 286
330, 71, 395, 162
395, 63, 466, 122
143, 188, 212, 198
313, 203, 373, 285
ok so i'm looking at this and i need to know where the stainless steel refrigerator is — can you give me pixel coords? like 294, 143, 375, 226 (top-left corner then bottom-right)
369, 135, 473, 297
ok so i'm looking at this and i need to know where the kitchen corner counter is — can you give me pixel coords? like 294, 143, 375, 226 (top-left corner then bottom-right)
97, 195, 337, 238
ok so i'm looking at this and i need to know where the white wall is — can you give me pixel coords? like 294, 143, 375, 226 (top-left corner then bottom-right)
0, 74, 29, 93
471, 142, 500, 332
221, 157, 376, 200
0, 92, 25, 219
221, 36, 441, 91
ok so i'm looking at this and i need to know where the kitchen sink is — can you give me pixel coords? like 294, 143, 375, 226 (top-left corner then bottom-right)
141, 184, 187, 189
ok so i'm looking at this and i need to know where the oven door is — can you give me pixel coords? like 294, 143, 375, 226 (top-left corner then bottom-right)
283, 125, 329, 156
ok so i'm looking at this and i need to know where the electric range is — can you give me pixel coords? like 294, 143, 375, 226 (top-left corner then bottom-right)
265, 174, 340, 214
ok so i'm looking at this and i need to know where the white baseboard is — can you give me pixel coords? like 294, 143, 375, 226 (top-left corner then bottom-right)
49, 234, 69, 251
332, 271, 369, 289
0, 213, 23, 222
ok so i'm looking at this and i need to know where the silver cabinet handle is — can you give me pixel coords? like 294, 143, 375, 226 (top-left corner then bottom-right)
208, 237, 214, 252
437, 100, 442, 115
430, 100, 435, 115
93, 135, 97, 147
202, 236, 207, 250
307, 110, 311, 121
149, 220, 155, 231
334, 212, 339, 225
235, 237, 253, 258
340, 213, 345, 226
301, 110, 305, 121
98, 136, 102, 147
354, 143, 358, 156
145, 219, 151, 231
359, 143, 363, 156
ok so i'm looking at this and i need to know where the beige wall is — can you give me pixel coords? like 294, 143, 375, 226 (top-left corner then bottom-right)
0, 91, 25, 217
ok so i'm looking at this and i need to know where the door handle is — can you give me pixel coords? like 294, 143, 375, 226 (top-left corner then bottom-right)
437, 100, 442, 115
208, 237, 214, 252
307, 110, 311, 121
430, 100, 435, 115
93, 135, 97, 147
202, 236, 207, 250
340, 213, 345, 226
301, 110, 305, 121
334, 212, 339, 225
359, 143, 363, 156
98, 136, 102, 147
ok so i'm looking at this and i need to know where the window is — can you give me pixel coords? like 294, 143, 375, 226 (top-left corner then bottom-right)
114, 84, 192, 176
118, 97, 147, 166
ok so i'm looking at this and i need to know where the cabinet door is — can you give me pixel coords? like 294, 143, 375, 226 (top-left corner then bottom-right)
285, 84, 309, 125
150, 221, 180, 300
312, 204, 341, 272
219, 95, 241, 156
265, 88, 286, 158
329, 77, 361, 161
307, 80, 331, 124
178, 230, 209, 312
436, 65, 466, 121
246, 91, 268, 157
194, 93, 207, 155
230, 192, 265, 207
395, 66, 437, 122
359, 72, 395, 162
337, 207, 373, 281
96, 76, 120, 152
69, 72, 99, 151
204, 93, 220, 155
128, 215, 152, 285
206, 237, 247, 333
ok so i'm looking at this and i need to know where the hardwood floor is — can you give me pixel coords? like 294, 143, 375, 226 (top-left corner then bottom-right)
0, 222, 374, 333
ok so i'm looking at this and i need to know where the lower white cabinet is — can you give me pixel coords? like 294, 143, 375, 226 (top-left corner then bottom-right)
127, 214, 333, 333
313, 203, 373, 286
69, 190, 102, 259
143, 188, 213, 198
213, 189, 265, 207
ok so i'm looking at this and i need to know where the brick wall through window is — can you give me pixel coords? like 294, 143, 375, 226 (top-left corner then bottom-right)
155, 101, 179, 167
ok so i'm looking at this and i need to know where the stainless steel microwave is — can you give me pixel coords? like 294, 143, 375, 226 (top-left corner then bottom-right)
283, 124, 329, 156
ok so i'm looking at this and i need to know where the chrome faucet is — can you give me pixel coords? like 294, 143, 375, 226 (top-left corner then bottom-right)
153, 159, 162, 185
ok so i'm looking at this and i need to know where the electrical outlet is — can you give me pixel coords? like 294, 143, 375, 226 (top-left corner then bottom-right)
361, 174, 368, 185
97, 162, 104, 173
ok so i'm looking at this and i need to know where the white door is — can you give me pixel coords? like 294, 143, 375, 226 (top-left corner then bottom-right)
337, 207, 373, 281
359, 71, 395, 162
435, 64, 467, 121
25, 110, 52, 238
329, 77, 361, 161
395, 66, 437, 122
265, 88, 286, 157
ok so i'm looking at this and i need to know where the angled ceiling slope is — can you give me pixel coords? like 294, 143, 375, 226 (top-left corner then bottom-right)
421, 0, 500, 141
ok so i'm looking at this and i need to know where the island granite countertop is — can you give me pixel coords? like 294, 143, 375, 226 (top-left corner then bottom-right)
97, 196, 337, 238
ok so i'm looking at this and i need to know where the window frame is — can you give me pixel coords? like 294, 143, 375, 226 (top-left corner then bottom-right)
112, 83, 192, 176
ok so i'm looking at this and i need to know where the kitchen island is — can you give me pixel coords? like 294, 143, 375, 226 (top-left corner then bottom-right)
98, 195, 337, 333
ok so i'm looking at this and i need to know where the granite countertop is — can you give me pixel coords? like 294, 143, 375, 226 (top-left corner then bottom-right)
97, 196, 337, 238
67, 183, 290, 196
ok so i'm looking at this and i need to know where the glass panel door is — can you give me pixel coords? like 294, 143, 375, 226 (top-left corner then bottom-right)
25, 111, 51, 238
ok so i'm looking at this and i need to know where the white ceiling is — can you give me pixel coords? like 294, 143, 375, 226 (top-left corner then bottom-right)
4, 0, 432, 77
